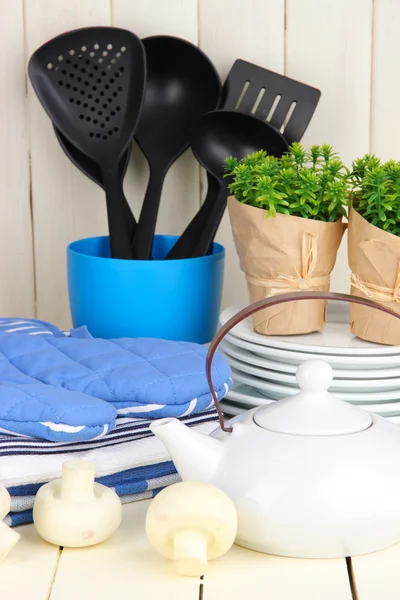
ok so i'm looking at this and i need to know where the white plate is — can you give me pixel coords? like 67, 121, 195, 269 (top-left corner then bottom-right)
224, 383, 276, 406
221, 339, 400, 380
231, 369, 400, 407
223, 352, 400, 392
219, 303, 400, 356
223, 332, 400, 370
220, 401, 250, 416
224, 382, 400, 418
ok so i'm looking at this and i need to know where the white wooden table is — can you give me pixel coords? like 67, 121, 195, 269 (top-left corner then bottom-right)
1, 499, 398, 599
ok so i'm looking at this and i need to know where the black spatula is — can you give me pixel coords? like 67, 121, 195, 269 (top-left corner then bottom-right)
53, 127, 137, 244
28, 26, 146, 259
222, 59, 321, 144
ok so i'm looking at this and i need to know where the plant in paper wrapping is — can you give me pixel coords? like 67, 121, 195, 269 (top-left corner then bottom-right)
224, 144, 348, 335
348, 156, 400, 345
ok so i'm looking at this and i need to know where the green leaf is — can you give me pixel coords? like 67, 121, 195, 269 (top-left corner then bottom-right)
224, 142, 353, 223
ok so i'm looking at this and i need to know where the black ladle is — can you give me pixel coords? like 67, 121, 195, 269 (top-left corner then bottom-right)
131, 35, 222, 260
53, 127, 137, 243
166, 110, 289, 259
28, 26, 146, 259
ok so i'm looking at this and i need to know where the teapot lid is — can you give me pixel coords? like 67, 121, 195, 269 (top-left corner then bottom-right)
253, 359, 372, 435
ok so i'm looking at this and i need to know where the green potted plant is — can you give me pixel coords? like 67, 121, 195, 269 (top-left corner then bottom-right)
348, 155, 400, 344
224, 143, 349, 335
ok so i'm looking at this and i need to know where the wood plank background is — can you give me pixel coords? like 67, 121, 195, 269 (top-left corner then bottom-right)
0, 0, 396, 328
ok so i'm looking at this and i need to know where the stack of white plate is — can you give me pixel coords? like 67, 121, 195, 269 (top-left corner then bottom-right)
218, 301, 400, 424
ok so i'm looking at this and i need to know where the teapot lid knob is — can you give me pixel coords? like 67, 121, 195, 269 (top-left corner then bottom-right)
296, 360, 333, 392
253, 359, 373, 436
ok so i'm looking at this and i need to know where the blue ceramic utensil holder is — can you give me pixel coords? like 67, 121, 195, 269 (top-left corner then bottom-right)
67, 235, 225, 343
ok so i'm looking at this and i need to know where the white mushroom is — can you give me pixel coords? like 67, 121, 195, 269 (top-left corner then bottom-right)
145, 481, 237, 576
33, 460, 122, 548
0, 486, 20, 562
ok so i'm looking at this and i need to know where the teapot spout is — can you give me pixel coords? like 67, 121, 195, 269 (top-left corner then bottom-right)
150, 418, 224, 483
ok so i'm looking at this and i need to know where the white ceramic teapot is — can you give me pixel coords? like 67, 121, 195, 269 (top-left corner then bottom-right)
151, 292, 400, 559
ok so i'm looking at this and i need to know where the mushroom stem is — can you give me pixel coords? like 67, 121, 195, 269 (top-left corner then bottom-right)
0, 521, 21, 563
60, 460, 96, 503
173, 528, 208, 576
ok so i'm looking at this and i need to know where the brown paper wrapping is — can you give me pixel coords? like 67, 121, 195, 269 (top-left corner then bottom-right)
227, 196, 346, 335
348, 207, 400, 345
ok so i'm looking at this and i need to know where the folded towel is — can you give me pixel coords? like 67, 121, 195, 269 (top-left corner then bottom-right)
8, 461, 178, 498
0, 410, 219, 487
8, 462, 179, 506
4, 486, 167, 527
0, 317, 231, 441
4, 463, 181, 526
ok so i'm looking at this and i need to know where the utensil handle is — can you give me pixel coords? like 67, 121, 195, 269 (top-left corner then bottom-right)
103, 169, 135, 259
131, 169, 165, 260
206, 291, 400, 432
122, 195, 137, 246
166, 175, 225, 260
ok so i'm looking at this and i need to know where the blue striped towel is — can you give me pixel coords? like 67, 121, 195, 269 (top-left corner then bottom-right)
4, 461, 180, 526
5, 486, 168, 527
8, 459, 179, 498
0, 408, 218, 458
2, 410, 220, 527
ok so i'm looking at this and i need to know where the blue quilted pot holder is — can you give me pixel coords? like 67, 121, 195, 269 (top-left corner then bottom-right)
0, 318, 231, 442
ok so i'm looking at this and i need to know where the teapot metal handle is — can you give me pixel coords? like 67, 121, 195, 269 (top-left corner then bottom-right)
206, 291, 400, 433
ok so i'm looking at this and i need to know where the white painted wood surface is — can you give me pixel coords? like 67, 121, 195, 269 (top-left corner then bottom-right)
203, 539, 352, 600
1, 0, 399, 324
0, 0, 35, 318
50, 501, 200, 600
5, 500, 400, 599
351, 541, 400, 600
286, 0, 373, 295
25, 0, 111, 328
370, 0, 400, 161
0, 522, 59, 600
0, 501, 343, 599
199, 0, 285, 309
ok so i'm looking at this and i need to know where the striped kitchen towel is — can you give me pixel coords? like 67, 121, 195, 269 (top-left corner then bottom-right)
4, 486, 167, 527
8, 461, 179, 498
0, 408, 218, 457
4, 462, 181, 527
0, 409, 219, 487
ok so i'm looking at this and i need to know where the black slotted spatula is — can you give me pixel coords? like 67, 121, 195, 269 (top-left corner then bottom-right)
222, 59, 321, 144
28, 27, 146, 259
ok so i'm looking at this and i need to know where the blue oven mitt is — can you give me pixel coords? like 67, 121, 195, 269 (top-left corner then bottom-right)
0, 318, 231, 441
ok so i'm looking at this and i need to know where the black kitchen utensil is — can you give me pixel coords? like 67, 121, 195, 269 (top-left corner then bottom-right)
166, 110, 289, 260
28, 26, 146, 259
131, 35, 222, 260
222, 59, 321, 144
54, 127, 137, 243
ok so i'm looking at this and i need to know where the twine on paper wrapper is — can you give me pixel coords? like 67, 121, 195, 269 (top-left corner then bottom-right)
227, 196, 346, 335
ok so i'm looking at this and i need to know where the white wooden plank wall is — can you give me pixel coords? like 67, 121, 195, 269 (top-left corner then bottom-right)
0, 0, 34, 318
0, 0, 398, 327
25, 0, 111, 328
199, 0, 285, 309
286, 0, 373, 295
